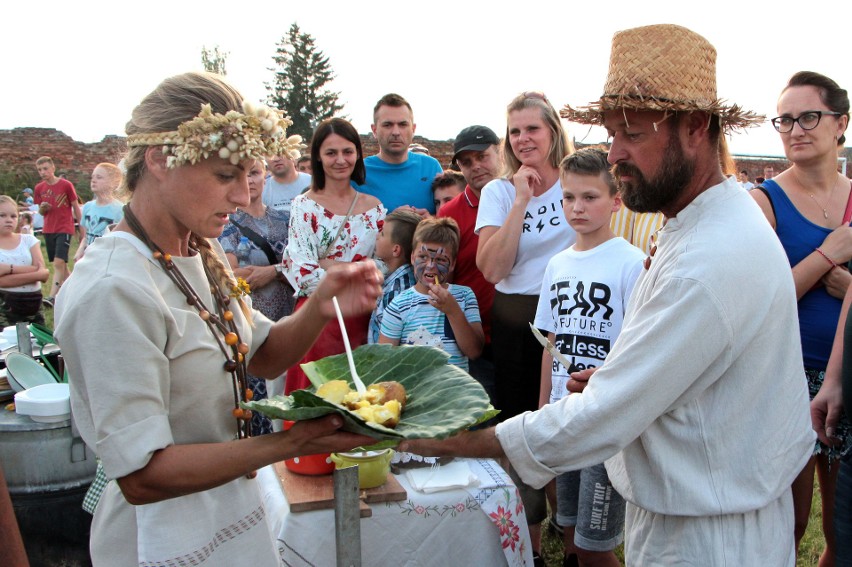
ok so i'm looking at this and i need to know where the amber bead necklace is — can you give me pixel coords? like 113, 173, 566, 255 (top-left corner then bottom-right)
123, 205, 253, 440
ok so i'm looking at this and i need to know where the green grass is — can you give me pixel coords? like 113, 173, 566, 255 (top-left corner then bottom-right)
540, 475, 827, 566
797, 483, 827, 567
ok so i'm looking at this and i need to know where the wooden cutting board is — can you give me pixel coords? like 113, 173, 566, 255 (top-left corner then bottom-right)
274, 461, 407, 517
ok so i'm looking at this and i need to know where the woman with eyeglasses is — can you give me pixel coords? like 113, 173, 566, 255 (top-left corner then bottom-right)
475, 91, 575, 563
752, 70, 851, 565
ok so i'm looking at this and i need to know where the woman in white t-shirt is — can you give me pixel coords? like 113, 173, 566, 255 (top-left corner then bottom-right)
474, 91, 576, 560
476, 92, 576, 418
0, 195, 49, 327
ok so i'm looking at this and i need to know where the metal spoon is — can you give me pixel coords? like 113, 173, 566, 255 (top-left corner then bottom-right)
332, 296, 367, 396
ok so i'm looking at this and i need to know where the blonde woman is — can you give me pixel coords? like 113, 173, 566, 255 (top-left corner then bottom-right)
474, 91, 576, 562
54, 72, 380, 566
219, 158, 296, 435
75, 162, 125, 261
476, 91, 576, 421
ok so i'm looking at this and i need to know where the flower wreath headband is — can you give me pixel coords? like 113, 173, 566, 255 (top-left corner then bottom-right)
126, 101, 304, 168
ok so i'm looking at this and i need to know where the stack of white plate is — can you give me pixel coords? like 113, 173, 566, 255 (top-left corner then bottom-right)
14, 383, 70, 423
0, 326, 17, 350
0, 326, 36, 352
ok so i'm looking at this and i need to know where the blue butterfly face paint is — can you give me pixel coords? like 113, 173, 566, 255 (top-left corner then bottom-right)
413, 244, 452, 286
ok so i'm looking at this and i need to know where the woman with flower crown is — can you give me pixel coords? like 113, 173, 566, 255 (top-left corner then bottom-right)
53, 72, 380, 566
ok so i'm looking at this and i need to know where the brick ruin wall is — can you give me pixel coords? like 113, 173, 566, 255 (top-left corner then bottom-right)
1, 127, 849, 195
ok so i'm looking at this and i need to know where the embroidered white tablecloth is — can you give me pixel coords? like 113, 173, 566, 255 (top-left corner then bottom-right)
259, 458, 533, 566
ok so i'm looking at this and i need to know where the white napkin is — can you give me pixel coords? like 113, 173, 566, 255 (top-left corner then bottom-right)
406, 459, 480, 493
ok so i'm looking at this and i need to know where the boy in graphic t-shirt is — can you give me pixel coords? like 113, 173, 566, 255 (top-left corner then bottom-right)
33, 156, 81, 306
534, 147, 644, 567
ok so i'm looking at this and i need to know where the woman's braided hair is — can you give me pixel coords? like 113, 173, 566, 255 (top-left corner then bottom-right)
191, 233, 250, 321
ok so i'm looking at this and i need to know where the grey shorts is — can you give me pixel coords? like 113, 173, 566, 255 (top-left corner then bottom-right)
556, 463, 625, 552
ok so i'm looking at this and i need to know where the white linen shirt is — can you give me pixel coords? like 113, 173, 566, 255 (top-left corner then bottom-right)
56, 233, 278, 567
496, 177, 815, 517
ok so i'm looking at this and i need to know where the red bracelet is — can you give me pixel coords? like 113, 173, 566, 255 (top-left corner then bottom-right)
815, 247, 838, 269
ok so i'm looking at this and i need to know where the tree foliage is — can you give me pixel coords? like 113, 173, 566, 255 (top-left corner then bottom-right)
0, 168, 39, 200
266, 23, 344, 141
201, 45, 229, 75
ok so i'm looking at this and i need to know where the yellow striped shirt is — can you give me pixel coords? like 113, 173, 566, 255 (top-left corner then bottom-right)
610, 207, 666, 254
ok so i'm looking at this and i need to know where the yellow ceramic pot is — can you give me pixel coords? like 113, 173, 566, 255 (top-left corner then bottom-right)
330, 449, 394, 489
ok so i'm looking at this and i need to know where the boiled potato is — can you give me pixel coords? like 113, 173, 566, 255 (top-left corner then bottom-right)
316, 380, 407, 428
354, 400, 401, 428
315, 380, 350, 405
372, 381, 407, 409
374, 400, 402, 428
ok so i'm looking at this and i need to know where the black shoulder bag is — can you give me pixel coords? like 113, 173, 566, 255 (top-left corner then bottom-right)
230, 220, 279, 266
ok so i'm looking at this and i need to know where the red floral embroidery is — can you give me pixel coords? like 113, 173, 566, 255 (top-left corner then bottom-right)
351, 254, 365, 263
501, 523, 520, 551
310, 214, 318, 233
323, 209, 335, 219
376, 219, 384, 231
489, 505, 514, 536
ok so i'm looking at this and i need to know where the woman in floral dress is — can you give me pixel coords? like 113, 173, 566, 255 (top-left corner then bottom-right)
283, 118, 385, 393
219, 158, 296, 434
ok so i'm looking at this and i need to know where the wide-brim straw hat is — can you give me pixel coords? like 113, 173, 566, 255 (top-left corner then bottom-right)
561, 24, 763, 131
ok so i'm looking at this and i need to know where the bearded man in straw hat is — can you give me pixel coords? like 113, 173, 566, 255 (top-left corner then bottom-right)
402, 24, 814, 565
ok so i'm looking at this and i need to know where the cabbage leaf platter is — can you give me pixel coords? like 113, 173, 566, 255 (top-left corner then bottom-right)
242, 344, 497, 445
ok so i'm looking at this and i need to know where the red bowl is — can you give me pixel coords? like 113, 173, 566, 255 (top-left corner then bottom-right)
282, 420, 335, 475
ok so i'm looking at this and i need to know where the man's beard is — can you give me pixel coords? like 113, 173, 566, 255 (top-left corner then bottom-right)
613, 135, 694, 213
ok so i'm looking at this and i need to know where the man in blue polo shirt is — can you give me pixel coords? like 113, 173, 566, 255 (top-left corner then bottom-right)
357, 93, 442, 217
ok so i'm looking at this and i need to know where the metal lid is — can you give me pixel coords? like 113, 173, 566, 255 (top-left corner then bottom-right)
0, 408, 70, 431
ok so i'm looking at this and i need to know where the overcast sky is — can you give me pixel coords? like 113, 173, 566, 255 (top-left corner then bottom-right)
4, 0, 850, 158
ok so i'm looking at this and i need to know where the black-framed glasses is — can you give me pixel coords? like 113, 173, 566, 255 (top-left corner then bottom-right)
771, 111, 843, 133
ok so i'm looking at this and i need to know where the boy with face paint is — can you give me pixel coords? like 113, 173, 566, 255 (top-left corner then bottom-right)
378, 217, 484, 370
